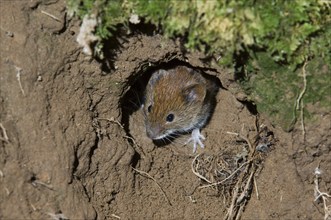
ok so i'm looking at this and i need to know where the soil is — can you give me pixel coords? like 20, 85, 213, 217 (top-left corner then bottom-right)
0, 1, 330, 219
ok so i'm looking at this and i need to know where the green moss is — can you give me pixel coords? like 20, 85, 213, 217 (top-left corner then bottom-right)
67, 0, 330, 66
304, 61, 331, 109
242, 53, 330, 131
67, 0, 331, 131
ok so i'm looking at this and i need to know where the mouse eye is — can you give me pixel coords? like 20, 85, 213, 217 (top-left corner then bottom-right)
166, 113, 174, 122
147, 105, 152, 113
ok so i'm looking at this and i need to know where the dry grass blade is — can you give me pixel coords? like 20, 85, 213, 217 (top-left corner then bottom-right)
199, 160, 250, 189
132, 167, 172, 206
191, 154, 213, 183
191, 123, 270, 220
0, 123, 9, 143
314, 166, 331, 220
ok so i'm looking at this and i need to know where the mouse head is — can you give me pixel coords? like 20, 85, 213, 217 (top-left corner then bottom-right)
143, 67, 207, 140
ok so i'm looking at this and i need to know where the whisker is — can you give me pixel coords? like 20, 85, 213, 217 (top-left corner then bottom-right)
128, 99, 141, 109
165, 133, 190, 147
164, 136, 171, 143
170, 138, 187, 147
121, 105, 139, 112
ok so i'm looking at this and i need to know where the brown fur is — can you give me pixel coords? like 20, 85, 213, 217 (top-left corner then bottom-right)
143, 66, 217, 139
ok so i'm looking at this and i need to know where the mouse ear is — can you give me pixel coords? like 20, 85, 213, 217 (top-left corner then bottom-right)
148, 69, 168, 85
182, 84, 206, 103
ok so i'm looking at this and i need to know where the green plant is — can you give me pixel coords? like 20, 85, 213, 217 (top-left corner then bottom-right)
67, 0, 331, 130
67, 0, 330, 66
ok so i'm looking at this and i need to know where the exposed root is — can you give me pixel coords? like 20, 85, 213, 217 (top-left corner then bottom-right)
227, 130, 254, 153
191, 123, 273, 220
97, 117, 124, 129
198, 160, 250, 189
191, 154, 212, 184
314, 166, 331, 220
296, 60, 308, 142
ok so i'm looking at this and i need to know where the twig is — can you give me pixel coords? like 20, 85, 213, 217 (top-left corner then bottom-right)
123, 135, 137, 145
224, 126, 260, 220
191, 154, 212, 184
199, 161, 250, 189
132, 167, 172, 206
188, 195, 197, 203
224, 175, 241, 220
227, 161, 255, 220
226, 130, 254, 154
97, 117, 124, 129
0, 123, 9, 143
226, 131, 239, 136
46, 212, 69, 220
236, 170, 255, 205
296, 60, 308, 142
41, 10, 61, 22
296, 60, 308, 109
111, 214, 121, 219
240, 134, 254, 154
15, 66, 25, 96
30, 203, 37, 211
5, 187, 10, 195
314, 166, 331, 220
235, 205, 245, 220
254, 176, 259, 200
31, 180, 54, 190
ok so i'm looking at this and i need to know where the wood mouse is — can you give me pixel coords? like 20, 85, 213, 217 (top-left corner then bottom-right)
142, 66, 218, 153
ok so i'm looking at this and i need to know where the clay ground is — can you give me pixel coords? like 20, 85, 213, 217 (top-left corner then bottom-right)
0, 1, 330, 219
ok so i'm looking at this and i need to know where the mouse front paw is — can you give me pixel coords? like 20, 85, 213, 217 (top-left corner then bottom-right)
185, 128, 205, 153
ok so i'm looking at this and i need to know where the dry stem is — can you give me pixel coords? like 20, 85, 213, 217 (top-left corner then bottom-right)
111, 214, 121, 219
46, 212, 68, 220
254, 176, 259, 200
31, 180, 54, 190
199, 160, 250, 189
226, 130, 254, 153
191, 126, 260, 220
314, 167, 331, 220
223, 128, 258, 220
97, 117, 124, 129
191, 154, 212, 183
296, 60, 308, 142
15, 66, 25, 96
132, 167, 172, 206
0, 123, 9, 143
41, 10, 61, 22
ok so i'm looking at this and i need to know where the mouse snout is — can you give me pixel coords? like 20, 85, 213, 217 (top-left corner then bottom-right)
146, 125, 163, 140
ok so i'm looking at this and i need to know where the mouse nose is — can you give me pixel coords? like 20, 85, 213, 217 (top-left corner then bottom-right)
146, 125, 162, 140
